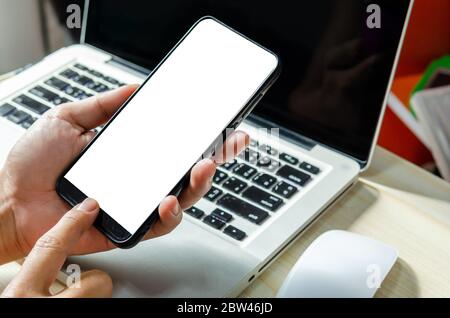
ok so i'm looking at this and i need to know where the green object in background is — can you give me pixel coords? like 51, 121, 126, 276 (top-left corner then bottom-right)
410, 55, 450, 116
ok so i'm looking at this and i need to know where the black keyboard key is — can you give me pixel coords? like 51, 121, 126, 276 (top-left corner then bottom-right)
91, 83, 109, 93
258, 144, 278, 156
242, 186, 283, 212
222, 177, 247, 194
29, 85, 59, 103
300, 162, 320, 175
256, 156, 271, 167
257, 156, 281, 172
103, 76, 120, 85
85, 81, 97, 90
224, 225, 246, 241
7, 110, 30, 124
63, 86, 75, 95
280, 153, 299, 165
13, 95, 50, 115
45, 77, 69, 90
222, 159, 237, 170
213, 170, 228, 184
211, 208, 233, 222
252, 173, 277, 189
88, 69, 104, 78
272, 181, 298, 199
73, 75, 94, 86
64, 86, 88, 99
21, 117, 36, 129
203, 215, 225, 230
238, 148, 260, 164
204, 186, 223, 201
60, 69, 79, 79
52, 96, 70, 106
73, 63, 89, 71
276, 165, 311, 186
0, 103, 15, 117
233, 163, 257, 179
217, 194, 269, 225
78, 93, 93, 100
185, 206, 204, 219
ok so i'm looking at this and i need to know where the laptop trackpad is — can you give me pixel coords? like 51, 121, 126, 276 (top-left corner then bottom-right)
68, 220, 259, 297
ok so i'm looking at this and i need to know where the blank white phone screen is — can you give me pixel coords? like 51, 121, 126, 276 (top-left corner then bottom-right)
65, 18, 278, 234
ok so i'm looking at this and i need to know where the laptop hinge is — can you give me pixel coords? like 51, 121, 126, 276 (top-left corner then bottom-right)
106, 56, 151, 77
247, 114, 366, 169
247, 114, 317, 151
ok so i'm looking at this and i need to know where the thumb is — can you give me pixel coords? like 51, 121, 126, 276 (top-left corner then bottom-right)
2, 198, 99, 297
55, 269, 113, 298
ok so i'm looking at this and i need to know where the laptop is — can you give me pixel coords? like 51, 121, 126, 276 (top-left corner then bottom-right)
0, 0, 412, 297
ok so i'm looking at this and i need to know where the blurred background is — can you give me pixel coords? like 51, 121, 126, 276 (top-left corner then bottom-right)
0, 0, 82, 73
0, 0, 449, 180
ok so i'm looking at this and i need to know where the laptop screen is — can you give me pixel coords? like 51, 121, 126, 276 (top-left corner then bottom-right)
84, 0, 410, 164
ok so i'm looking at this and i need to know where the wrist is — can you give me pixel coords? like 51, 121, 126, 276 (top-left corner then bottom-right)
0, 170, 24, 264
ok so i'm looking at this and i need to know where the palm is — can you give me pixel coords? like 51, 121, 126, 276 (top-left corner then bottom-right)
2, 85, 248, 257
5, 110, 116, 255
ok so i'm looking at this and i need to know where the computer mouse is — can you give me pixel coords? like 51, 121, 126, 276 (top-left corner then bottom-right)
277, 230, 398, 298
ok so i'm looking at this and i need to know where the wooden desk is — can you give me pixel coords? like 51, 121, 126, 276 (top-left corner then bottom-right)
240, 147, 450, 298
1, 147, 449, 297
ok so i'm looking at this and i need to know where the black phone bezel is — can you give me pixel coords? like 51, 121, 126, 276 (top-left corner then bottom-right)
56, 16, 280, 249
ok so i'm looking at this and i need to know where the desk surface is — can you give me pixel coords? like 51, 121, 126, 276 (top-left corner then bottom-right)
240, 147, 450, 298
1, 147, 450, 297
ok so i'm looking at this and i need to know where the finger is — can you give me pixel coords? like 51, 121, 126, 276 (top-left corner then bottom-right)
54, 84, 139, 131
143, 196, 182, 239
177, 131, 249, 209
213, 130, 249, 164
8, 198, 99, 294
54, 270, 113, 298
80, 130, 97, 148
177, 158, 216, 210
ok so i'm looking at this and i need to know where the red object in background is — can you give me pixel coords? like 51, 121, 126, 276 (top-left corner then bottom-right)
377, 0, 450, 165
380, 107, 433, 165
395, 0, 450, 77
379, 75, 433, 165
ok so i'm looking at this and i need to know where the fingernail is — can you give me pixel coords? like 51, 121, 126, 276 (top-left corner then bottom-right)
172, 201, 182, 216
78, 198, 98, 212
204, 159, 216, 181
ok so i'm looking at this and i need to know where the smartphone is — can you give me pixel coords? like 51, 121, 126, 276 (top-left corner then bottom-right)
56, 17, 280, 248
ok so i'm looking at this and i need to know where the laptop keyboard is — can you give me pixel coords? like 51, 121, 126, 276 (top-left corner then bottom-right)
0, 62, 324, 244
187, 138, 322, 242
0, 62, 124, 130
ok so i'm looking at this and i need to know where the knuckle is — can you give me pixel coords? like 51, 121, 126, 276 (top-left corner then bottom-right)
86, 270, 113, 297
90, 270, 113, 286
48, 106, 66, 118
34, 233, 65, 254
63, 210, 82, 224
1, 284, 38, 298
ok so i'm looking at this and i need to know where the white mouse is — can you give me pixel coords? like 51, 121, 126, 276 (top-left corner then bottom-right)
277, 230, 398, 298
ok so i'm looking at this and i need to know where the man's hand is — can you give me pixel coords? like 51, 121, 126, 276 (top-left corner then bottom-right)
2, 199, 112, 297
0, 85, 249, 261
